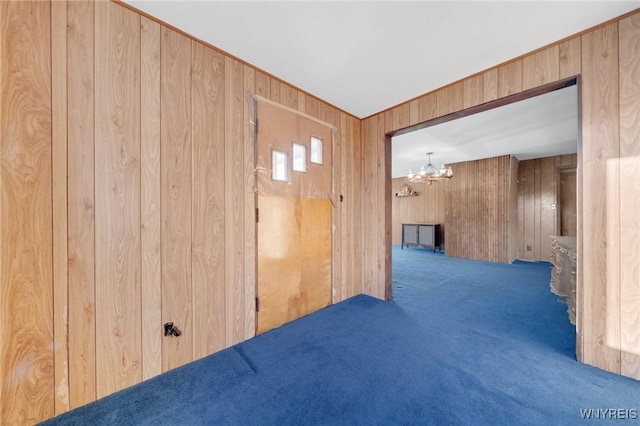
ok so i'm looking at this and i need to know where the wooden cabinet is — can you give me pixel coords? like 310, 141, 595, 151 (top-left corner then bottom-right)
549, 236, 577, 325
402, 224, 441, 252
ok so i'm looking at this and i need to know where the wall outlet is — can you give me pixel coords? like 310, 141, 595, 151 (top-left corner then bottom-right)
526, 245, 532, 251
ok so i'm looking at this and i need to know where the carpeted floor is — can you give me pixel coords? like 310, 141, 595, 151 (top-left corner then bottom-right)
42, 246, 640, 425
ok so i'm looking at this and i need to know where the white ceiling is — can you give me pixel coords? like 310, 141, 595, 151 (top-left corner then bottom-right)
391, 84, 578, 178
125, 1, 638, 118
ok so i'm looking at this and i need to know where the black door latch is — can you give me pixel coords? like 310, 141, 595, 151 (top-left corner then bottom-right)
164, 322, 182, 337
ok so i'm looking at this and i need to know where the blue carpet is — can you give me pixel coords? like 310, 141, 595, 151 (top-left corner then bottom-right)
43, 246, 640, 425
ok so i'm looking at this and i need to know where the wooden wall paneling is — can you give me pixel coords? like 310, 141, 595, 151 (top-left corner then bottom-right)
392, 102, 410, 131
559, 37, 582, 79
0, 1, 53, 423
619, 13, 640, 379
254, 70, 271, 98
497, 59, 523, 98
51, 0, 69, 414
343, 115, 354, 298
297, 91, 306, 113
483, 69, 498, 102
533, 159, 542, 261
94, 1, 142, 397
269, 77, 281, 103
508, 157, 520, 262
521, 160, 535, 261
561, 153, 578, 167
224, 57, 245, 345
332, 109, 343, 303
463, 74, 484, 109
353, 117, 364, 297
334, 111, 351, 302
467, 160, 477, 260
140, 16, 162, 381
436, 83, 463, 117
381, 111, 392, 300
243, 65, 256, 338
409, 99, 420, 126
318, 100, 334, 125
418, 92, 437, 123
522, 45, 560, 90
581, 22, 621, 373
305, 94, 319, 119
66, 0, 96, 408
361, 117, 376, 296
191, 42, 226, 358
280, 82, 298, 110
539, 157, 557, 261
161, 26, 193, 371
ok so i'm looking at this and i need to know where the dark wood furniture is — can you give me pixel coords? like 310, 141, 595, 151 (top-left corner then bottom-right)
549, 236, 577, 325
402, 223, 441, 252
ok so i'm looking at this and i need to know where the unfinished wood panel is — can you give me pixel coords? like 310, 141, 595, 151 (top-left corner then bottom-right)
66, 0, 96, 408
94, 2, 142, 397
418, 92, 437, 123
161, 26, 193, 371
51, 0, 69, 414
224, 57, 245, 345
560, 37, 582, 79
483, 69, 498, 102
581, 22, 620, 373
391, 177, 445, 245
297, 91, 306, 113
437, 83, 463, 117
392, 102, 410, 131
463, 74, 484, 109
243, 65, 257, 340
619, 13, 640, 379
0, 1, 53, 423
140, 16, 162, 381
338, 112, 349, 301
191, 43, 226, 358
523, 45, 560, 90
497, 60, 523, 98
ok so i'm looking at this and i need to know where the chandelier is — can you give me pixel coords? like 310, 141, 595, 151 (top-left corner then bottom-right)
407, 152, 453, 185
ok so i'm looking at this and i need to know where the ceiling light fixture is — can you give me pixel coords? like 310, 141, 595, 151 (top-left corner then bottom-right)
407, 152, 453, 185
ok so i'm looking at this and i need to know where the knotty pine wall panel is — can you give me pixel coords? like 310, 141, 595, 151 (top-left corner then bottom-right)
0, 1, 54, 423
369, 8, 640, 382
